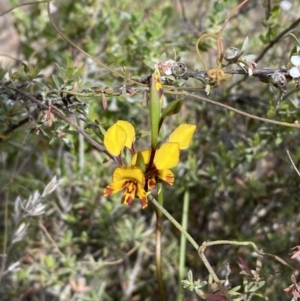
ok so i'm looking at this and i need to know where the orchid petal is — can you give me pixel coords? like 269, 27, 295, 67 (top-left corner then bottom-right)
147, 177, 157, 190
112, 166, 145, 186
168, 124, 196, 149
122, 181, 137, 206
157, 169, 174, 185
136, 185, 148, 208
154, 142, 179, 170
132, 149, 151, 165
104, 166, 148, 208
104, 180, 126, 197
116, 120, 135, 148
104, 124, 126, 156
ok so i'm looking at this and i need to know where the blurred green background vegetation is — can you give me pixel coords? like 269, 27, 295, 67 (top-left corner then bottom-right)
1, 0, 300, 300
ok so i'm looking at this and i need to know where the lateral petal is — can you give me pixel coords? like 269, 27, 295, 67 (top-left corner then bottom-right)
157, 169, 174, 185
154, 142, 179, 170
116, 120, 136, 148
168, 124, 196, 149
104, 124, 126, 156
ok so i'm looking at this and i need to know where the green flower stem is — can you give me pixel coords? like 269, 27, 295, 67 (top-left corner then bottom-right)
148, 194, 199, 251
154, 184, 166, 301
177, 190, 190, 301
149, 195, 230, 301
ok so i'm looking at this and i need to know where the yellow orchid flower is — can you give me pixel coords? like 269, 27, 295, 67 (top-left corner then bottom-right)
103, 122, 196, 208
132, 124, 196, 189
103, 121, 136, 156
132, 142, 179, 188
104, 166, 148, 208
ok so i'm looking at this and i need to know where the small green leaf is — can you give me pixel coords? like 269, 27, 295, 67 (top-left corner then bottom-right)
194, 279, 207, 289
248, 280, 265, 292
241, 36, 249, 53
228, 285, 241, 292
130, 75, 141, 81
63, 137, 74, 148
52, 75, 63, 89
241, 54, 256, 62
160, 53, 167, 62
44, 255, 56, 269
49, 136, 57, 145
62, 214, 77, 223
161, 99, 183, 119
271, 5, 280, 18
181, 279, 192, 289
187, 270, 193, 283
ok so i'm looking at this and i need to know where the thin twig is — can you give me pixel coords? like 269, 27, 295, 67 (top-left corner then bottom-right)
198, 244, 233, 301
199, 240, 296, 272
0, 0, 48, 16
287, 149, 300, 177
39, 221, 65, 257
0, 190, 9, 284
0, 117, 30, 143
256, 17, 300, 63
78, 239, 151, 267
154, 206, 166, 301
216, 0, 249, 61
124, 248, 143, 301
165, 90, 300, 129
9, 87, 117, 162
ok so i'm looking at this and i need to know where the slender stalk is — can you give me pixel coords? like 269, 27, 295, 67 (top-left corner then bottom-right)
287, 149, 300, 177
177, 190, 190, 301
155, 184, 166, 301
165, 90, 300, 129
148, 194, 199, 251
216, 0, 249, 61
256, 18, 300, 63
200, 240, 296, 272
0, 0, 48, 16
0, 190, 9, 284
198, 246, 233, 301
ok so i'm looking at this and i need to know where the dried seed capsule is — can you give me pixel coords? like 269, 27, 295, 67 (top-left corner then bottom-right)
223, 47, 239, 62
171, 61, 187, 76
270, 71, 287, 88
